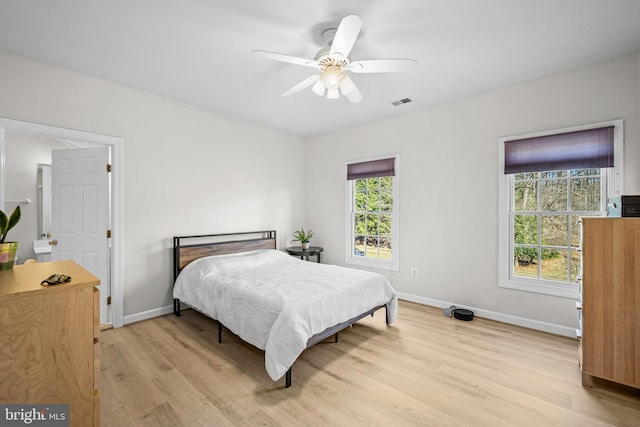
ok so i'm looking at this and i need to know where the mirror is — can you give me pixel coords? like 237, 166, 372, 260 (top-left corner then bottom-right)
37, 163, 52, 238
2, 131, 69, 263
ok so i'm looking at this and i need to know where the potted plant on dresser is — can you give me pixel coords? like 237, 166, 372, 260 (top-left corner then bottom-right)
292, 227, 314, 250
0, 206, 21, 270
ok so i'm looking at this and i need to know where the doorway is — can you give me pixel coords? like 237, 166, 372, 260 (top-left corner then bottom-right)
0, 118, 124, 328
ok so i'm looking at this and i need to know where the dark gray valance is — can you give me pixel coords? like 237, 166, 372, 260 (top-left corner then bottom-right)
347, 158, 395, 180
504, 126, 614, 174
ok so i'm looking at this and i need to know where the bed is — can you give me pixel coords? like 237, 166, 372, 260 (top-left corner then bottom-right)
172, 230, 398, 388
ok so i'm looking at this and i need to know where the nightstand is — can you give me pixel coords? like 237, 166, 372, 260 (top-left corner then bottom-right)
286, 246, 324, 263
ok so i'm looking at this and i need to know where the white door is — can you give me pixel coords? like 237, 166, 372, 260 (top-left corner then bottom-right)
51, 147, 111, 324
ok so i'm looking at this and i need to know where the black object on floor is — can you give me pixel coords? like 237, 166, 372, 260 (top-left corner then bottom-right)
453, 308, 474, 321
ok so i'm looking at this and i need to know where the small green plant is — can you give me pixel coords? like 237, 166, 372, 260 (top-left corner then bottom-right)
0, 206, 21, 243
292, 227, 314, 243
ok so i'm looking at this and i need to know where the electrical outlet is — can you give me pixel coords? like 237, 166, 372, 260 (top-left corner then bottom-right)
411, 267, 418, 277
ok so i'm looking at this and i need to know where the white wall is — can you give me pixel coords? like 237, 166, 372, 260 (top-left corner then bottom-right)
306, 53, 640, 333
1, 47, 639, 333
0, 50, 307, 318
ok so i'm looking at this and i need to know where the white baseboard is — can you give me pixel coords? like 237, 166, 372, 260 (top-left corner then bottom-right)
124, 295, 575, 338
397, 292, 576, 338
124, 304, 174, 325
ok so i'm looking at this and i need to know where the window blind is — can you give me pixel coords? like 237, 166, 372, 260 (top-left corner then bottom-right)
347, 158, 395, 180
504, 126, 614, 174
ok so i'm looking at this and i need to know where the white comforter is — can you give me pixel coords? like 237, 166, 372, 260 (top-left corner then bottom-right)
173, 249, 397, 381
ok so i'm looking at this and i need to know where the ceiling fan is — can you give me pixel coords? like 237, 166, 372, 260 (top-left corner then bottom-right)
252, 14, 417, 103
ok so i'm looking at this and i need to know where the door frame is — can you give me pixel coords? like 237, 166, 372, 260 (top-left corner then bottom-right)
0, 117, 124, 328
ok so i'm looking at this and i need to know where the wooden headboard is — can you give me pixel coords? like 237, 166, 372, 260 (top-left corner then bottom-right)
173, 230, 276, 281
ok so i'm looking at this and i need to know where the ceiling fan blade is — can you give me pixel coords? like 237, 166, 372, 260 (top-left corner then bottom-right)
281, 74, 321, 97
348, 59, 417, 73
340, 76, 363, 103
330, 14, 363, 58
252, 50, 318, 68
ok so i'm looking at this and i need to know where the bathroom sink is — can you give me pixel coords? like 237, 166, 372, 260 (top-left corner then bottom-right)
33, 239, 52, 255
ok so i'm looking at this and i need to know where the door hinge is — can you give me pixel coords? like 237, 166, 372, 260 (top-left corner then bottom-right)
107, 229, 111, 238
107, 163, 112, 173
107, 296, 111, 305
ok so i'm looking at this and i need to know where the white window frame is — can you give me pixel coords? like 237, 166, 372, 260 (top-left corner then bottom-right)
498, 120, 624, 298
345, 154, 400, 271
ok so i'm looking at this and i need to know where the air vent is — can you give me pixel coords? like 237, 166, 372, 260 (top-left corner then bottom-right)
391, 97, 412, 106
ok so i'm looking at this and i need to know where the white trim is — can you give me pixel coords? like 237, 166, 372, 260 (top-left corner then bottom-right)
124, 304, 174, 325
610, 121, 625, 197
0, 117, 125, 328
111, 135, 125, 328
345, 154, 400, 272
498, 279, 578, 299
397, 292, 576, 338
0, 128, 4, 208
497, 119, 624, 298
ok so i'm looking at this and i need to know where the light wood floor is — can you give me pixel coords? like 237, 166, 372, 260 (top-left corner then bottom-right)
100, 301, 640, 426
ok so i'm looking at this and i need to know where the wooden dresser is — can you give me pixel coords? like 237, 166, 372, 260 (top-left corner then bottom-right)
579, 217, 640, 389
0, 260, 100, 426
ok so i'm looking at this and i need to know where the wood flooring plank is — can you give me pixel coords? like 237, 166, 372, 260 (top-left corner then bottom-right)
100, 300, 640, 426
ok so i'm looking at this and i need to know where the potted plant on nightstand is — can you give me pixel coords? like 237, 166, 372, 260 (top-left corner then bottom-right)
292, 227, 314, 250
0, 206, 21, 270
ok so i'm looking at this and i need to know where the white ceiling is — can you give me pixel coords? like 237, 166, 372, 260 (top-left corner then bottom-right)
1, 0, 640, 138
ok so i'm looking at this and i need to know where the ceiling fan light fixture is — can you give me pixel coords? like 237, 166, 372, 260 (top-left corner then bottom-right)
324, 65, 342, 90
339, 76, 355, 95
253, 14, 417, 103
311, 79, 326, 96
326, 88, 340, 99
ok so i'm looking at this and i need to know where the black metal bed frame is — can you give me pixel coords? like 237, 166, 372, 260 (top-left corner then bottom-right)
172, 230, 390, 388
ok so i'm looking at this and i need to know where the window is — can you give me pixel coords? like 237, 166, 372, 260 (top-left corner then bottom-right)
498, 121, 623, 298
346, 156, 399, 271
512, 169, 605, 283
